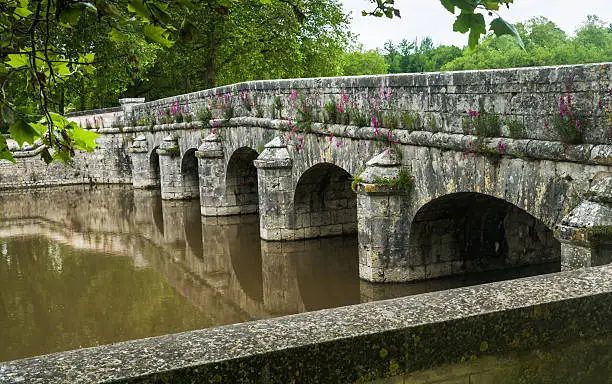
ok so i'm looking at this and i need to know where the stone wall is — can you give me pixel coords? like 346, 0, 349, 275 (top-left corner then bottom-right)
0, 133, 131, 190
132, 62, 612, 145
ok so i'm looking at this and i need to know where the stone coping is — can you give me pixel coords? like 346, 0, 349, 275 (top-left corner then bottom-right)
133, 62, 611, 110
1, 264, 611, 383
38, 117, 610, 166
65, 107, 122, 118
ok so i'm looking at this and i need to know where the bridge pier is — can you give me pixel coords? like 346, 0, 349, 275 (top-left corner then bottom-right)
354, 149, 412, 283
128, 135, 160, 189
197, 133, 260, 216
156, 135, 199, 200
557, 176, 612, 270
254, 137, 294, 240
196, 134, 228, 215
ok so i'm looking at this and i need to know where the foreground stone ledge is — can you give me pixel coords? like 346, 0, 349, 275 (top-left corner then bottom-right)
1, 265, 611, 383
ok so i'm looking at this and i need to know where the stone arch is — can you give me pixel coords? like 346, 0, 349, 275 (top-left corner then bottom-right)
408, 192, 560, 280
180, 148, 199, 199
293, 163, 357, 238
225, 147, 259, 214
149, 146, 161, 188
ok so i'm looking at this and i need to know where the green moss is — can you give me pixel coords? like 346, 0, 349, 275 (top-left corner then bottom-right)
400, 111, 422, 132
480, 341, 489, 352
350, 168, 365, 191
584, 225, 612, 246
425, 113, 439, 133
379, 347, 389, 359
505, 116, 526, 139
372, 167, 415, 193
271, 95, 282, 119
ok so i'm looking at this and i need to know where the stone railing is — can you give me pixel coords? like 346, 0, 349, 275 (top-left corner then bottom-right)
131, 62, 612, 145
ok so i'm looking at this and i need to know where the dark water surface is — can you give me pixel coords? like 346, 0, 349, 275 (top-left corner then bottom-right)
0, 185, 559, 362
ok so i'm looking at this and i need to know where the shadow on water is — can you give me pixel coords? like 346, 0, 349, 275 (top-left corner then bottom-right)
0, 185, 562, 362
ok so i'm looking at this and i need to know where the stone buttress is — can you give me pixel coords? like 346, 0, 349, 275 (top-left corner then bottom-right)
557, 175, 612, 270
254, 136, 293, 240
353, 149, 412, 283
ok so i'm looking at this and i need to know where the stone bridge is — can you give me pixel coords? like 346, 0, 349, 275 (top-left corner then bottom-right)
5, 62, 612, 283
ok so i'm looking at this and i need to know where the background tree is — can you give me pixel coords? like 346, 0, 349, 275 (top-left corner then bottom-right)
442, 16, 612, 70
341, 45, 388, 76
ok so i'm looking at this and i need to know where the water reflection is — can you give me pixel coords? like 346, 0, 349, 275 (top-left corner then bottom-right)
0, 185, 559, 362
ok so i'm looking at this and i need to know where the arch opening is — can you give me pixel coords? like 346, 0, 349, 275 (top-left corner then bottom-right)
293, 163, 357, 237
148, 146, 161, 189
225, 147, 259, 214
408, 192, 560, 279
181, 148, 199, 200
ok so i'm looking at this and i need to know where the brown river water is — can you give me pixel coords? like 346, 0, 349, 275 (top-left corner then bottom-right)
0, 185, 560, 363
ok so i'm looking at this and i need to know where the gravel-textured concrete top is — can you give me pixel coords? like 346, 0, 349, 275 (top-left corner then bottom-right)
1, 264, 611, 383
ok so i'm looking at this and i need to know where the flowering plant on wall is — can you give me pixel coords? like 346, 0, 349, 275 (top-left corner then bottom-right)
552, 90, 588, 145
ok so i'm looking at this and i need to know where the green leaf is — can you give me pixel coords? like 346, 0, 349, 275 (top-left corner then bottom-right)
78, 53, 95, 63
14, 7, 33, 17
109, 29, 128, 43
450, 0, 477, 11
490, 17, 525, 49
128, 0, 150, 18
6, 54, 29, 69
8, 119, 41, 148
58, 6, 83, 26
29, 122, 47, 135
440, 0, 455, 13
0, 136, 16, 164
53, 62, 71, 76
453, 12, 472, 33
144, 24, 174, 47
467, 13, 486, 50
481, 0, 500, 10
52, 150, 72, 162
40, 148, 53, 164
70, 126, 100, 152
44, 112, 70, 129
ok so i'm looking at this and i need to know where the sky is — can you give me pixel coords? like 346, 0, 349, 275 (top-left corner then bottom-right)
343, 0, 612, 49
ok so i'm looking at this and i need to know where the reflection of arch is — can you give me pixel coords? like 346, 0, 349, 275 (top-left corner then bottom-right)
295, 236, 360, 312
225, 147, 259, 213
294, 163, 356, 236
149, 146, 161, 188
228, 217, 263, 303
181, 148, 199, 199
152, 192, 164, 236
183, 199, 203, 259
409, 193, 560, 277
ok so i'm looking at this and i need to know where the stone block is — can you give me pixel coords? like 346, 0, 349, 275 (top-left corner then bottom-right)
304, 226, 321, 239
342, 222, 358, 234
425, 262, 452, 279
280, 228, 296, 241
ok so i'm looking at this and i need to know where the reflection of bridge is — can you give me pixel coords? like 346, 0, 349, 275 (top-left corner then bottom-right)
4, 63, 612, 282
0, 186, 369, 322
